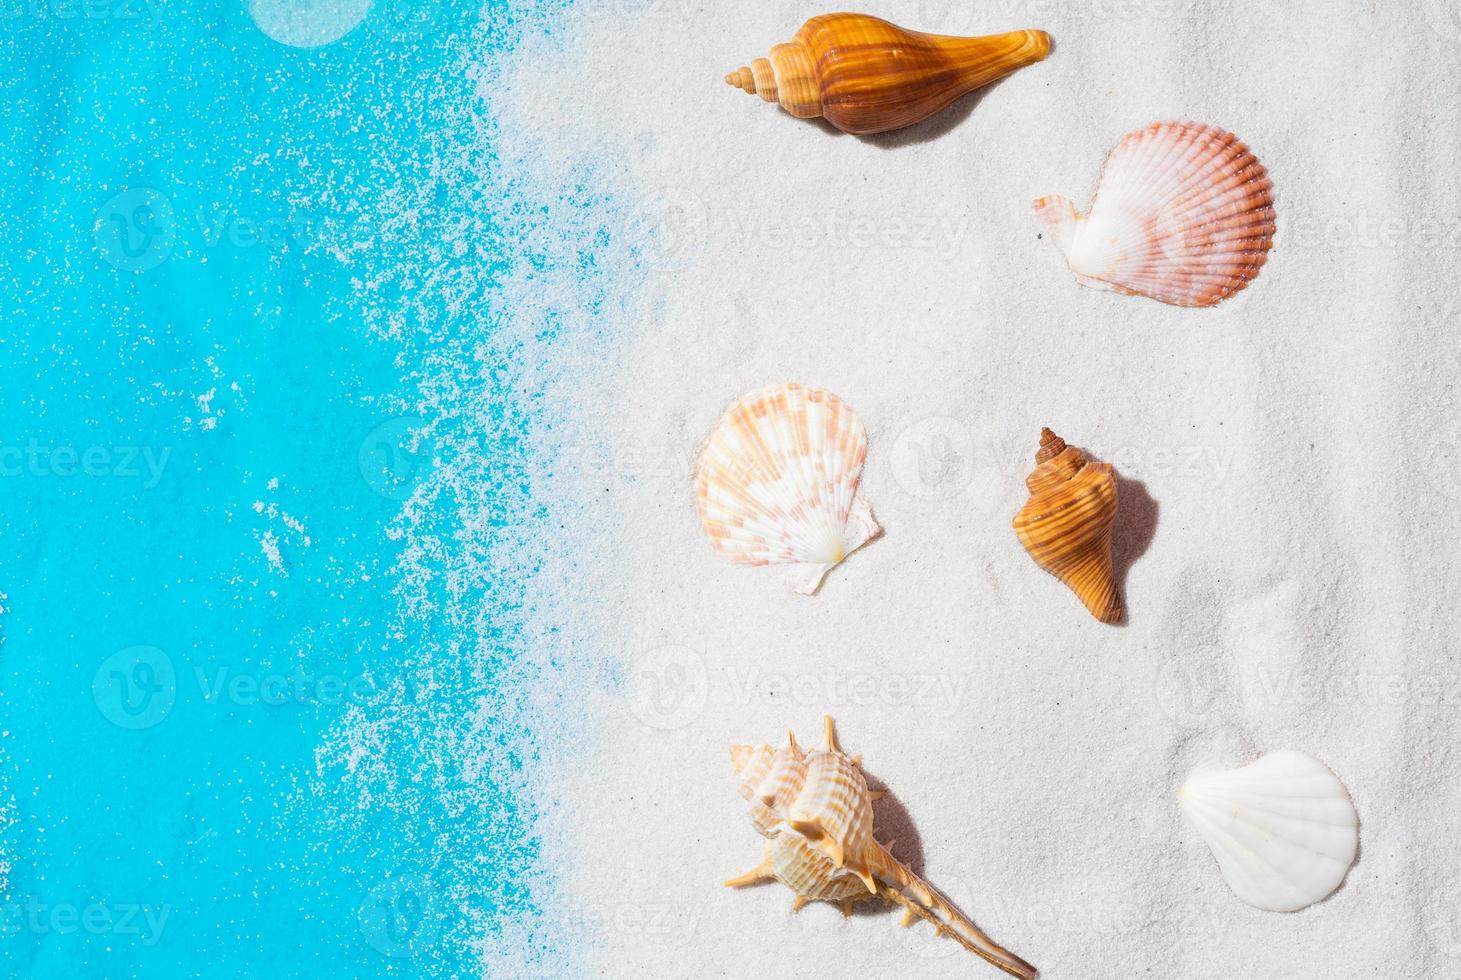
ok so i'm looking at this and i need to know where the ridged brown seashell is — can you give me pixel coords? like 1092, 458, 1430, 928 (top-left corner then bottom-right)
1012, 428, 1122, 623
725, 13, 1051, 136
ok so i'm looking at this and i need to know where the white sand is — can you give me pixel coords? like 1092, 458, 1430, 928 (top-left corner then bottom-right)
482, 1, 1461, 976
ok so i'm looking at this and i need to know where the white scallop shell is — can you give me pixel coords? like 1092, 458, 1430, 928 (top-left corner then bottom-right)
695, 383, 880, 594
1035, 121, 1275, 308
1179, 751, 1358, 912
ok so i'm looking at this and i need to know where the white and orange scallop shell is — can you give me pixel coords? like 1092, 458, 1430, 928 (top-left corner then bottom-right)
695, 383, 880, 594
1034, 121, 1275, 308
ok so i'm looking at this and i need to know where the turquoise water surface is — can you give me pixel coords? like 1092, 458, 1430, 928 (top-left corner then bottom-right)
0, 2, 576, 975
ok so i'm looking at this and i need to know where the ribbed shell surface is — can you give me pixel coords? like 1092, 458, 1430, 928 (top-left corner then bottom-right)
725, 14, 1050, 135
696, 383, 879, 594
769, 833, 871, 902
1180, 751, 1358, 912
796, 17, 1050, 135
1036, 121, 1275, 307
727, 720, 1040, 979
1012, 429, 1121, 623
732, 740, 807, 838
787, 749, 874, 868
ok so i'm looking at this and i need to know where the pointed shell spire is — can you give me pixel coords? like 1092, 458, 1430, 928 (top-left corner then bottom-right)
1012, 428, 1122, 623
726, 14, 1051, 136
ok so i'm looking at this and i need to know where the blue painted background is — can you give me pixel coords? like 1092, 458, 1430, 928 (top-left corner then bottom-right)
0, 2, 561, 975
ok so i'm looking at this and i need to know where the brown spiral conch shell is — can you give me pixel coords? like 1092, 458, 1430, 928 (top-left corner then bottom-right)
725, 13, 1051, 136
728, 717, 1037, 979
1012, 428, 1122, 623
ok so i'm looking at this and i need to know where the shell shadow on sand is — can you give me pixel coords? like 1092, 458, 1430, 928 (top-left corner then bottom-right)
1111, 470, 1159, 625
851, 769, 1010, 945
849, 769, 922, 921
862, 767, 924, 870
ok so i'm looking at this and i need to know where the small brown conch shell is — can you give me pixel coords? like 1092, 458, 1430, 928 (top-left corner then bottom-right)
728, 717, 1037, 979
725, 13, 1051, 136
1012, 428, 1122, 623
